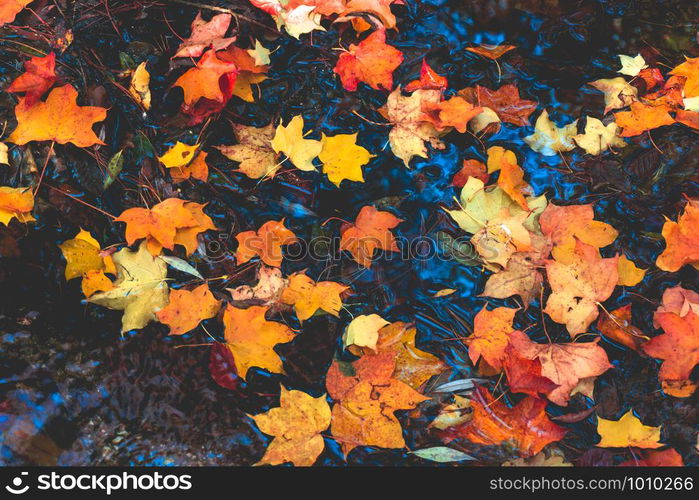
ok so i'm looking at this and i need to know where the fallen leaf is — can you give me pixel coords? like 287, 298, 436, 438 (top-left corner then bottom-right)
59, 228, 114, 280
466, 306, 517, 371
617, 254, 646, 286
596, 410, 663, 449
0, 186, 34, 226
339, 205, 402, 267
334, 29, 403, 91
173, 12, 236, 59
128, 62, 151, 110
654, 285, 699, 323
502, 344, 559, 397
466, 44, 516, 60
544, 240, 619, 336
452, 159, 488, 187
318, 132, 374, 187
220, 46, 269, 103
617, 54, 647, 77
235, 219, 298, 267
89, 242, 169, 333
217, 123, 278, 179
589, 77, 638, 114
0, 0, 32, 26
7, 52, 57, 105
670, 56, 699, 97
223, 304, 296, 379
573, 117, 626, 155
343, 313, 391, 352
251, 386, 331, 466
615, 101, 674, 137
523, 109, 577, 156
405, 59, 448, 92
277, 5, 324, 39
156, 284, 221, 335
8, 85, 107, 147
158, 142, 208, 183
619, 448, 684, 467
228, 264, 288, 306
486, 146, 531, 210
503, 449, 572, 466
597, 305, 648, 351
421, 95, 483, 133
411, 447, 474, 463
173, 48, 238, 116
430, 395, 471, 430
81, 269, 114, 298
280, 272, 348, 321
459, 84, 537, 126
655, 200, 699, 272
271, 115, 322, 172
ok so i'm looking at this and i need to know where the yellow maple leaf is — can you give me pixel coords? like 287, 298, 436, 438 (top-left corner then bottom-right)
59, 228, 115, 281
343, 313, 390, 353
271, 115, 322, 171
280, 272, 348, 322
596, 410, 663, 449
523, 109, 577, 156
319, 133, 374, 187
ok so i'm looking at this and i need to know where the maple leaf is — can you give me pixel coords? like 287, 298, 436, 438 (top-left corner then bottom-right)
116, 198, 215, 256
539, 202, 617, 264
544, 240, 619, 337
670, 56, 699, 97
217, 123, 278, 179
502, 344, 559, 397
617, 254, 646, 286
173, 13, 236, 59
318, 133, 374, 187
440, 386, 567, 457
573, 117, 626, 155
655, 200, 699, 272
452, 158, 488, 187
158, 142, 208, 183
421, 95, 482, 133
59, 228, 115, 281
7, 52, 57, 105
466, 44, 516, 60
618, 448, 684, 467
0, 186, 35, 226
223, 304, 296, 379
482, 233, 552, 306
235, 219, 298, 267
219, 46, 269, 103
173, 49, 238, 120
156, 284, 221, 335
334, 29, 403, 91
431, 395, 472, 430
280, 272, 348, 321
654, 285, 699, 322
617, 54, 647, 77
404, 59, 448, 92
466, 306, 517, 371
8, 85, 107, 147
339, 205, 402, 268
380, 87, 444, 166
277, 5, 324, 39
128, 61, 151, 111
0, 0, 32, 26
509, 330, 612, 406
589, 77, 638, 114
81, 270, 114, 298
326, 353, 429, 456
343, 313, 391, 352
523, 109, 577, 156
251, 386, 331, 466
459, 84, 537, 126
89, 242, 169, 333
228, 264, 288, 306
597, 305, 648, 352
271, 115, 322, 171
675, 109, 699, 130
643, 311, 699, 396
341, 0, 399, 30
486, 146, 531, 210
596, 410, 663, 449
614, 101, 674, 137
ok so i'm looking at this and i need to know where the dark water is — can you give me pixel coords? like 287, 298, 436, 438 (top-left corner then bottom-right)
0, 0, 697, 465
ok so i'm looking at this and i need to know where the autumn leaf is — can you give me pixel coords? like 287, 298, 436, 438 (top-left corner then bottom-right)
617, 54, 647, 77
421, 95, 482, 133
509, 330, 612, 406
596, 410, 663, 449
235, 219, 298, 267
156, 284, 221, 335
597, 305, 648, 352
655, 200, 699, 272
524, 109, 577, 156
88, 242, 169, 333
223, 304, 296, 379
0, 186, 35, 226
217, 123, 278, 179
81, 270, 114, 298
158, 142, 208, 183
280, 272, 348, 321
228, 264, 288, 306
7, 52, 57, 105
380, 87, 444, 166
502, 344, 559, 397
318, 133, 374, 187
340, 0, 399, 30
220, 46, 269, 103
326, 353, 429, 456
643, 311, 699, 397
334, 29, 403, 91
617, 254, 646, 286
59, 228, 115, 281
339, 205, 402, 267
589, 77, 638, 114
465, 306, 517, 371
459, 84, 537, 126
440, 386, 567, 457
404, 59, 447, 92
173, 48, 237, 118
655, 285, 699, 322
271, 115, 322, 172
544, 240, 619, 337
0, 0, 32, 26
670, 56, 699, 97
466, 44, 515, 60
573, 117, 626, 155
486, 146, 531, 210
343, 313, 391, 352
452, 158, 488, 187
614, 101, 674, 137
8, 85, 107, 147
128, 62, 151, 110
618, 448, 684, 467
251, 386, 331, 466
173, 12, 236, 59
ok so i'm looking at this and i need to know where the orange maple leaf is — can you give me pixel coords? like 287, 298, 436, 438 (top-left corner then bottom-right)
156, 284, 221, 335
173, 12, 236, 58
597, 305, 647, 352
440, 386, 567, 457
280, 272, 348, 321
466, 306, 518, 371
339, 205, 402, 268
655, 200, 699, 272
326, 353, 428, 456
502, 344, 558, 397
0, 0, 32, 26
404, 59, 448, 92
509, 330, 612, 406
7, 52, 57, 105
544, 240, 619, 336
421, 95, 482, 133
614, 101, 675, 137
235, 219, 298, 267
0, 186, 35, 226
670, 56, 699, 97
460, 84, 538, 126
223, 304, 296, 379
334, 30, 403, 91
8, 85, 107, 147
